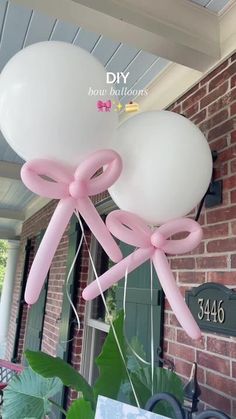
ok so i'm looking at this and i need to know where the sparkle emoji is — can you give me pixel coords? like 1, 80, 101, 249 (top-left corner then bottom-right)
113, 100, 123, 112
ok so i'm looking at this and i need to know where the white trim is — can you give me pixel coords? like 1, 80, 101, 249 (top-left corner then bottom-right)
87, 318, 110, 333
12, 0, 220, 71
0, 208, 25, 221
0, 161, 22, 181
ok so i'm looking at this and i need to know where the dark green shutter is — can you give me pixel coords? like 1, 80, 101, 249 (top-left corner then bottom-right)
116, 242, 164, 362
24, 231, 48, 353
12, 239, 32, 363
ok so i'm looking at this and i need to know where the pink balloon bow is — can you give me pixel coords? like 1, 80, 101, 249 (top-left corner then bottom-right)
21, 149, 123, 305
83, 210, 203, 340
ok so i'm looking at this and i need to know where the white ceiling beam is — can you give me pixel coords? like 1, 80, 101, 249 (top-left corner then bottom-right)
12, 0, 220, 71
0, 208, 25, 221
0, 161, 22, 181
219, 0, 236, 57
0, 229, 19, 240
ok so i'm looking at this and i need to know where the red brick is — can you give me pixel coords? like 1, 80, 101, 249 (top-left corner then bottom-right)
197, 351, 230, 375
191, 108, 207, 125
207, 237, 236, 252
231, 159, 236, 173
231, 190, 236, 203
231, 130, 236, 143
232, 361, 236, 378
200, 109, 228, 133
231, 74, 236, 89
202, 223, 228, 239
209, 62, 236, 91
207, 337, 230, 356
208, 118, 235, 141
171, 257, 195, 270
177, 329, 205, 349
169, 313, 181, 327
200, 386, 231, 414
207, 205, 236, 223
207, 271, 236, 285
196, 256, 228, 269
209, 136, 228, 150
231, 254, 236, 268
206, 371, 236, 397
178, 271, 205, 284
164, 325, 175, 341
231, 102, 236, 116
232, 220, 236, 234
218, 144, 236, 163
182, 86, 207, 111
174, 358, 192, 378
171, 104, 181, 113
183, 102, 199, 118
223, 174, 236, 190
168, 342, 195, 362
200, 81, 228, 109
200, 60, 229, 86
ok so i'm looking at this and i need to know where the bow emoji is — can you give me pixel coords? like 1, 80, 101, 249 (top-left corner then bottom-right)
83, 210, 203, 339
97, 100, 112, 112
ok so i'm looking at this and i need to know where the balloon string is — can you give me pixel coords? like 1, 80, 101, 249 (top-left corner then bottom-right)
74, 210, 140, 408
123, 259, 150, 367
150, 260, 154, 396
59, 228, 84, 344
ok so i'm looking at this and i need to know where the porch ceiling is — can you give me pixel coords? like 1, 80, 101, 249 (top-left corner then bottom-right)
189, 0, 232, 13
0, 0, 235, 240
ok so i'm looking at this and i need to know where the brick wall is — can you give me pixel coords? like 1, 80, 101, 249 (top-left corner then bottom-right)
165, 53, 236, 416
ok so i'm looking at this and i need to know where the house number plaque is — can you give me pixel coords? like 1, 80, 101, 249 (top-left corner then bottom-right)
185, 283, 236, 337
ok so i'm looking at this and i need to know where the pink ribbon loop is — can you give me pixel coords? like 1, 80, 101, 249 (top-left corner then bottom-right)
22, 149, 123, 305
106, 211, 203, 253
83, 210, 203, 340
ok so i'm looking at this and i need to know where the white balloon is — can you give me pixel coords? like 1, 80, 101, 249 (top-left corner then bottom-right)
109, 111, 212, 225
0, 41, 118, 167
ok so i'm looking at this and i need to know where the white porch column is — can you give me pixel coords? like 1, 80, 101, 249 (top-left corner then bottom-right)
0, 240, 20, 359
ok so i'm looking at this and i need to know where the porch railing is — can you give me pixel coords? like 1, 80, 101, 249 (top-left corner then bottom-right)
0, 359, 23, 405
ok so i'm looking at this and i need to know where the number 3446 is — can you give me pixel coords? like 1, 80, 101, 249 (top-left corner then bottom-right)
198, 298, 225, 323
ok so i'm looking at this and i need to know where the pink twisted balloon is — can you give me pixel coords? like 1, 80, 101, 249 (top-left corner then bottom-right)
83, 210, 203, 339
21, 149, 123, 305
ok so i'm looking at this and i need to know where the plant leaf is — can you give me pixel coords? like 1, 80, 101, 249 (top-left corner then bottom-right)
67, 399, 94, 419
2, 367, 61, 419
127, 336, 147, 373
93, 310, 127, 400
130, 366, 184, 418
25, 350, 95, 408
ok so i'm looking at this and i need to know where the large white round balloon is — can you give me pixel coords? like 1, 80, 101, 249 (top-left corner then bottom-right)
0, 41, 118, 167
109, 111, 212, 225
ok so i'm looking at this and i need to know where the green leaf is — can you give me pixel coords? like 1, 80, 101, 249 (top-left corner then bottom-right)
2, 367, 61, 419
25, 350, 95, 408
93, 310, 127, 400
130, 366, 184, 418
67, 399, 94, 419
127, 336, 147, 373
